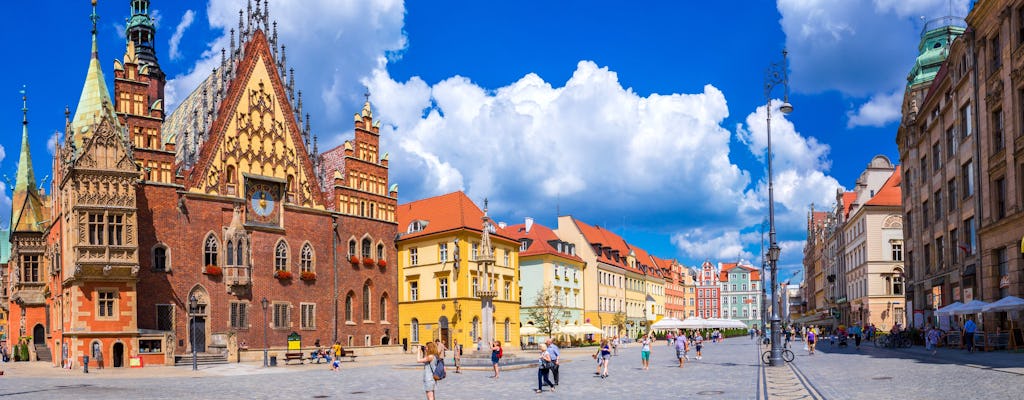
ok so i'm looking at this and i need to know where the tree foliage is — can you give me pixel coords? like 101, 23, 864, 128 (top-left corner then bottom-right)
526, 285, 565, 337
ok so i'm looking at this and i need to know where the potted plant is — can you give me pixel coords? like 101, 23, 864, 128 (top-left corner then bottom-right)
377, 259, 387, 268
349, 255, 360, 265
362, 257, 375, 267
300, 271, 317, 281
275, 270, 293, 280
204, 265, 223, 276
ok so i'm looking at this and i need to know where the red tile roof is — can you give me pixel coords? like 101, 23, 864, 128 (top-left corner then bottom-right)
865, 166, 903, 207
573, 219, 628, 268
720, 263, 761, 282
507, 221, 584, 263
842, 191, 857, 218
396, 191, 516, 243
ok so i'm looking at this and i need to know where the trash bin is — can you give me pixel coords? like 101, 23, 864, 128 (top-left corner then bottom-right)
269, 355, 277, 367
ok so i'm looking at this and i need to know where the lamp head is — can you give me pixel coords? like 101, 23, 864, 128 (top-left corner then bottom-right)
261, 297, 269, 310
768, 245, 781, 262
779, 102, 793, 114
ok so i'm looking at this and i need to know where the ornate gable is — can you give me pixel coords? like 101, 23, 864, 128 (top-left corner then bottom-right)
73, 111, 137, 174
186, 30, 325, 210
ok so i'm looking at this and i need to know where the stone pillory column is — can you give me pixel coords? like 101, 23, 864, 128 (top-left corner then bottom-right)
477, 199, 497, 347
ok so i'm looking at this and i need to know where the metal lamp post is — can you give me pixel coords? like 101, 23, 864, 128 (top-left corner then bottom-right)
189, 295, 198, 371
764, 49, 793, 367
261, 297, 269, 367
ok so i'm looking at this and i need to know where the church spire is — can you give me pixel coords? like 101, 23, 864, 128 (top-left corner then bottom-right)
71, 0, 120, 149
11, 87, 45, 233
125, 0, 159, 68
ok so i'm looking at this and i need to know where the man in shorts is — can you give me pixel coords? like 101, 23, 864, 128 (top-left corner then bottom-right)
674, 330, 689, 368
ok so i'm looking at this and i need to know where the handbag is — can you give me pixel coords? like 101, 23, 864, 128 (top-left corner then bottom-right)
541, 359, 555, 369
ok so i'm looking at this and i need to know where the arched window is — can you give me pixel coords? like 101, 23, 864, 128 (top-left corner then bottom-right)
226, 165, 236, 183
348, 239, 357, 257
301, 244, 314, 272
411, 318, 419, 343
376, 243, 384, 260
236, 240, 244, 266
504, 318, 510, 342
361, 238, 372, 258
274, 241, 289, 271
363, 281, 372, 321
227, 241, 235, 265
345, 293, 354, 322
153, 246, 168, 271
203, 234, 218, 266
379, 293, 388, 321
471, 317, 479, 341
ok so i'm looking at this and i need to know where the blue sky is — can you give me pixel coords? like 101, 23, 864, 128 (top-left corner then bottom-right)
1, 0, 972, 283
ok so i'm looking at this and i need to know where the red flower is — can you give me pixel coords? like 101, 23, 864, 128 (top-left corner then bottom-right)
349, 255, 360, 265
362, 257, 375, 267
300, 271, 317, 281
204, 265, 222, 276
377, 259, 387, 268
275, 270, 293, 280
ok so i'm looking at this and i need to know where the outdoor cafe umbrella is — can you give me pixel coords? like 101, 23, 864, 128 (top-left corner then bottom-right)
563, 323, 603, 335
680, 316, 710, 330
520, 325, 541, 336
650, 318, 686, 330
953, 300, 991, 315
981, 296, 1024, 313
935, 301, 964, 316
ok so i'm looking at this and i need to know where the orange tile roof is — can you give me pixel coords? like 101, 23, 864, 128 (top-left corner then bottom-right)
865, 166, 903, 207
507, 222, 584, 263
396, 191, 516, 242
720, 263, 761, 282
842, 191, 857, 218
573, 218, 628, 268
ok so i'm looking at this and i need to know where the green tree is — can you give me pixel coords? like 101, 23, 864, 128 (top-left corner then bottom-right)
525, 285, 565, 337
612, 311, 627, 336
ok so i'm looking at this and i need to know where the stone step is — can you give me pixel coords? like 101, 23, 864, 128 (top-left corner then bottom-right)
174, 353, 229, 366
34, 344, 52, 362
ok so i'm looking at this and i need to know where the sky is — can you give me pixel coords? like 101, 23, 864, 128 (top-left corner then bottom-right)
1, 0, 973, 284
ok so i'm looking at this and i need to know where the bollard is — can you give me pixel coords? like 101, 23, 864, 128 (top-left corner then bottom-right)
83, 355, 90, 373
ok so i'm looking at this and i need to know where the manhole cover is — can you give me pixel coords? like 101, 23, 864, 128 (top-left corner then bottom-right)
872, 377, 893, 380
697, 391, 725, 395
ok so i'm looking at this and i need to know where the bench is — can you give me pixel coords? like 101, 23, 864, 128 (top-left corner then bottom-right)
283, 352, 305, 365
338, 349, 358, 362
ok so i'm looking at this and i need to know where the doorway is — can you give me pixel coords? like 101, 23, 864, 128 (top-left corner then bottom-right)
32, 324, 45, 345
438, 316, 450, 347
112, 342, 124, 367
190, 317, 206, 353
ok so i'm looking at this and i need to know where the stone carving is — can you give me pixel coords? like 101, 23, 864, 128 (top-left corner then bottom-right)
131, 265, 140, 276
103, 265, 113, 276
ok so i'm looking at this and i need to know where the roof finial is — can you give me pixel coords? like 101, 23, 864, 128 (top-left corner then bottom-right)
484, 198, 489, 215
90, 0, 100, 59
21, 85, 28, 126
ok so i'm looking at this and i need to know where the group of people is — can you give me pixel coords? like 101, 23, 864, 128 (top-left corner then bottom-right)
309, 340, 347, 371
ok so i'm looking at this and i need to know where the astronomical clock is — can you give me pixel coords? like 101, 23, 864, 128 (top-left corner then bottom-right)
244, 177, 282, 227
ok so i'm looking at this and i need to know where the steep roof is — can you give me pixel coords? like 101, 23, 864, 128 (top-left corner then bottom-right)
396, 191, 516, 242
572, 218, 629, 268
70, 7, 121, 152
507, 221, 584, 263
11, 92, 45, 233
865, 166, 903, 207
841, 191, 857, 218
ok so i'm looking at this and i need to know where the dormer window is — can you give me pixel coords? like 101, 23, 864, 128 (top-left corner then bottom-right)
407, 220, 428, 233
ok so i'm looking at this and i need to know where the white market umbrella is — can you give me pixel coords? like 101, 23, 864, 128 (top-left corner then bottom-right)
573, 323, 604, 335
680, 317, 710, 330
952, 300, 990, 315
520, 326, 540, 336
650, 318, 686, 330
982, 296, 1024, 313
935, 301, 963, 316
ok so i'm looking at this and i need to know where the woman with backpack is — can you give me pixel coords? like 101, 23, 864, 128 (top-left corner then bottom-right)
490, 341, 502, 379
418, 342, 441, 400
535, 343, 556, 393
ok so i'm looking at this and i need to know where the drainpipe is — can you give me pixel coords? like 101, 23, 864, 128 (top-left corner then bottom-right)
333, 218, 339, 343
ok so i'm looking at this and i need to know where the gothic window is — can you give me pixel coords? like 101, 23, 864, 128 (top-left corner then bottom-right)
227, 241, 235, 265
203, 234, 219, 266
348, 239, 357, 257
274, 240, 289, 272
362, 238, 372, 259
88, 213, 104, 245
153, 246, 167, 271
363, 281, 372, 320
301, 244, 314, 273
107, 214, 123, 246
377, 243, 385, 261
236, 239, 244, 266
345, 292, 354, 322
379, 293, 388, 321
411, 318, 420, 343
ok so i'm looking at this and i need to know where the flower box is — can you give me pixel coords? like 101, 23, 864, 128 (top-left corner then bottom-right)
377, 259, 387, 268
204, 265, 222, 276
300, 271, 317, 281
275, 270, 293, 280
349, 255, 360, 265
362, 257, 375, 267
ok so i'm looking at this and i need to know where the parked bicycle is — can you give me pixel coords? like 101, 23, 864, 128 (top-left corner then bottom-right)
873, 333, 913, 348
762, 349, 795, 364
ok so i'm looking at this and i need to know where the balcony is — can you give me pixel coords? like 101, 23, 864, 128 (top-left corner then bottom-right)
223, 265, 251, 294
475, 289, 498, 298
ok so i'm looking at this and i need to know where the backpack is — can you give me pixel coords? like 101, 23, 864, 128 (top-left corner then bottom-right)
498, 347, 503, 359
431, 358, 447, 381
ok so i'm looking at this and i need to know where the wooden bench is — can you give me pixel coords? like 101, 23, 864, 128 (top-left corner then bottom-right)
283, 352, 305, 365
338, 349, 358, 362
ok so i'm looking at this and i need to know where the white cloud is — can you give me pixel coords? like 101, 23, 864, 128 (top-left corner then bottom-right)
168, 9, 196, 61
778, 0, 971, 127
671, 229, 753, 261
369, 61, 752, 229
847, 90, 903, 127
46, 131, 60, 155
165, 0, 407, 125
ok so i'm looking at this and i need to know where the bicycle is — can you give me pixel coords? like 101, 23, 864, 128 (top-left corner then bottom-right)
762, 349, 795, 364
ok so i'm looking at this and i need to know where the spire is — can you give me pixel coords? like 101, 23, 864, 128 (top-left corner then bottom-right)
125, 0, 159, 67
71, 0, 120, 149
12, 87, 44, 233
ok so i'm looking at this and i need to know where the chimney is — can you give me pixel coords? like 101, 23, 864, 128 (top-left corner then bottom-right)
525, 217, 534, 233
498, 222, 507, 229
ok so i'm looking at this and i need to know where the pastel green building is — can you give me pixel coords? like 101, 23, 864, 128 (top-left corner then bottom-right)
509, 218, 585, 342
719, 262, 762, 329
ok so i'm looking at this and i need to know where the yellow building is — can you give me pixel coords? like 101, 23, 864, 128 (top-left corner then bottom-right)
396, 192, 520, 352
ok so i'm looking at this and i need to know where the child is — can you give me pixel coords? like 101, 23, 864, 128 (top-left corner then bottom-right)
693, 332, 704, 360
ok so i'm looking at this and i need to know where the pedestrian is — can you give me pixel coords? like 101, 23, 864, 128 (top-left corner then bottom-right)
490, 341, 502, 378
674, 330, 688, 368
666, 331, 674, 346
693, 332, 704, 360
418, 342, 440, 400
784, 328, 793, 349
963, 316, 977, 353
750, 328, 755, 340
639, 334, 652, 370
435, 339, 447, 362
806, 329, 816, 355
452, 339, 462, 373
851, 324, 863, 349
596, 339, 612, 378
535, 343, 556, 393
612, 336, 619, 356
545, 338, 560, 385
92, 342, 104, 370
925, 324, 941, 355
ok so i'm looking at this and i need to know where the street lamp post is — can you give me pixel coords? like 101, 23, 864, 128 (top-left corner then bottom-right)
189, 295, 198, 371
261, 297, 269, 367
759, 218, 767, 334
764, 49, 793, 367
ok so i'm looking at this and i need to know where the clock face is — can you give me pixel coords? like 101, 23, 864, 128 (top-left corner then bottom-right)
245, 180, 281, 226
250, 189, 275, 217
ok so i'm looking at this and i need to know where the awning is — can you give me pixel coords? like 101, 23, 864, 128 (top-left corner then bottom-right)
962, 265, 976, 276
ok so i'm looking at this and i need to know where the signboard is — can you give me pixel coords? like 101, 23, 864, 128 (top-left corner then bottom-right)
287, 332, 301, 351
129, 356, 143, 368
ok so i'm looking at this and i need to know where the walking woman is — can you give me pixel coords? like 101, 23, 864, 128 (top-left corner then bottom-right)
452, 339, 462, 374
418, 342, 440, 400
535, 343, 556, 393
640, 334, 652, 370
595, 339, 612, 378
490, 341, 502, 378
